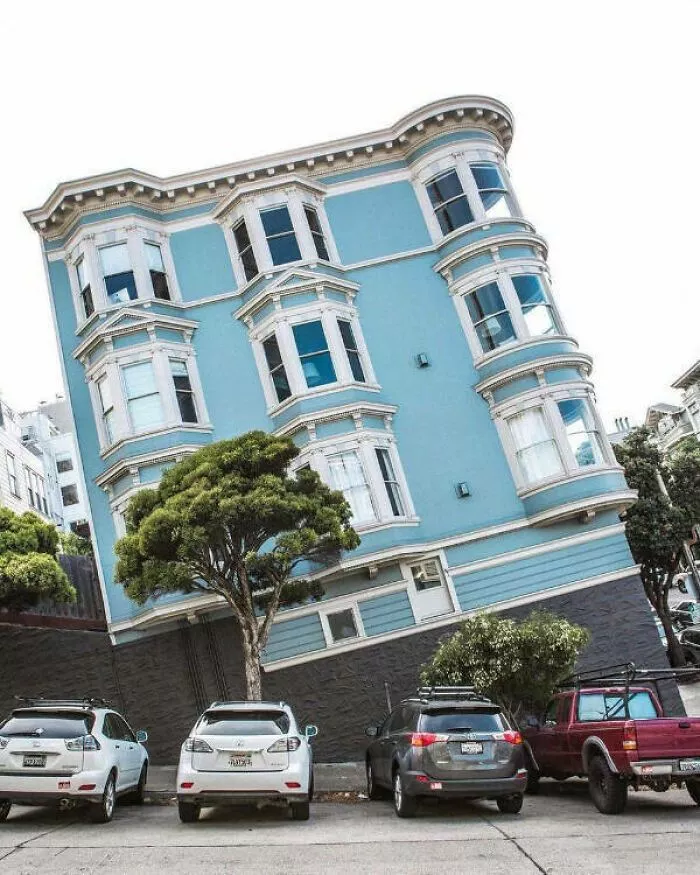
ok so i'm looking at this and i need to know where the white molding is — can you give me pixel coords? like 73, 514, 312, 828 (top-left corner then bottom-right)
472, 334, 580, 372
94, 442, 204, 489
323, 166, 412, 197
475, 354, 593, 397
434, 230, 545, 279
101, 423, 212, 462
274, 401, 398, 437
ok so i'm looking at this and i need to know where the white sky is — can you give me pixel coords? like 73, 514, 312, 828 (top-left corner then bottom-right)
1, 0, 698, 431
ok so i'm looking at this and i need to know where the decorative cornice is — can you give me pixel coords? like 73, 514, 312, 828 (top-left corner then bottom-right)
25, 96, 514, 240
211, 175, 327, 223
474, 353, 594, 396
274, 401, 398, 438
94, 443, 204, 489
73, 308, 199, 362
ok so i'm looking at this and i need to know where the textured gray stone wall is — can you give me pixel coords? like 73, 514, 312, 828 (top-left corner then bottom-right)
0, 574, 681, 764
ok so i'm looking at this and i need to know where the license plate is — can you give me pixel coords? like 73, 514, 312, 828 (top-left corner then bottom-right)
461, 742, 483, 755
23, 755, 46, 768
229, 756, 252, 768
680, 759, 700, 772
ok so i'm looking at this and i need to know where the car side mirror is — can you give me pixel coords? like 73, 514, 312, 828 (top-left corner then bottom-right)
365, 726, 379, 737
304, 725, 318, 739
136, 730, 148, 743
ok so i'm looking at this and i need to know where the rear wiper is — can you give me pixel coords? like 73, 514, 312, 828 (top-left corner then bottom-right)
448, 727, 473, 733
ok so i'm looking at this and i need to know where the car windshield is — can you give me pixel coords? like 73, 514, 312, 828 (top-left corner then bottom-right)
420, 709, 505, 733
0, 711, 92, 739
198, 710, 290, 736
577, 691, 657, 721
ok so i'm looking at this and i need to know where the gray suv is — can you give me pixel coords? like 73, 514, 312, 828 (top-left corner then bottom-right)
364, 687, 527, 817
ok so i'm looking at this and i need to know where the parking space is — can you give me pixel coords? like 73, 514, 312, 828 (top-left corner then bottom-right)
0, 780, 698, 873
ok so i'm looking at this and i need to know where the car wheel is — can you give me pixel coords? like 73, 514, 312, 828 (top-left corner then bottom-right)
496, 794, 524, 814
178, 800, 201, 823
366, 760, 383, 800
89, 773, 116, 823
588, 756, 628, 815
291, 800, 310, 821
524, 751, 540, 795
0, 801, 11, 823
687, 779, 700, 805
393, 770, 417, 818
132, 764, 147, 804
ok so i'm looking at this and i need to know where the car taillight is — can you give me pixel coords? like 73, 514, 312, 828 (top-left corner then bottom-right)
409, 733, 449, 747
65, 735, 101, 751
502, 731, 523, 745
623, 721, 638, 751
267, 737, 302, 753
184, 737, 213, 753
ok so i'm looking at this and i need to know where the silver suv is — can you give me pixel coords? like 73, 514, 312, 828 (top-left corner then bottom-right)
364, 687, 527, 817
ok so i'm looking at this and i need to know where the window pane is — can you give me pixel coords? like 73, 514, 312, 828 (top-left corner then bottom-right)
304, 205, 323, 234
99, 243, 130, 275
426, 170, 464, 206
426, 170, 474, 233
327, 451, 376, 524
327, 609, 358, 642
144, 242, 165, 271
508, 408, 564, 484
557, 399, 605, 467
123, 362, 163, 430
127, 395, 164, 430
82, 286, 95, 318
471, 162, 512, 218
375, 447, 404, 516
471, 162, 504, 192
436, 198, 474, 234
268, 234, 302, 266
123, 362, 158, 399
97, 378, 113, 413
170, 360, 198, 423
61, 484, 79, 506
105, 272, 138, 303
465, 282, 506, 322
260, 206, 294, 236
474, 312, 516, 352
338, 320, 366, 382
263, 335, 291, 403
233, 220, 259, 280
233, 221, 252, 250
76, 259, 88, 290
241, 248, 259, 280
56, 457, 73, 473
292, 321, 336, 388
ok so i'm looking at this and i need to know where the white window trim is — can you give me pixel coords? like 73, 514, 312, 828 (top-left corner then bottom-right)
250, 299, 379, 413
399, 552, 459, 621
494, 386, 618, 495
224, 189, 339, 289
452, 261, 565, 364
411, 141, 522, 244
66, 222, 182, 326
319, 602, 366, 646
87, 342, 210, 453
291, 431, 417, 532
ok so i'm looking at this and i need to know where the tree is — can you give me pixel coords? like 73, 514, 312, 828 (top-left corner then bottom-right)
666, 437, 700, 534
58, 531, 94, 556
0, 507, 75, 611
115, 431, 360, 699
420, 611, 590, 726
613, 428, 691, 666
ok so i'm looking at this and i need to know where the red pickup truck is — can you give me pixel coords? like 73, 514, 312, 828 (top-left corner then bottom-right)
523, 666, 700, 814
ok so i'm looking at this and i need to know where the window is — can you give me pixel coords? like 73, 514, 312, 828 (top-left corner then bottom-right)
262, 334, 292, 403
24, 468, 35, 508
507, 408, 564, 485
410, 560, 443, 592
144, 242, 170, 300
544, 700, 560, 725
465, 281, 516, 353
99, 243, 137, 304
375, 448, 404, 516
338, 320, 366, 383
97, 376, 115, 444
260, 206, 301, 266
122, 362, 163, 431
557, 399, 605, 468
577, 691, 657, 722
470, 162, 512, 219
6, 453, 18, 496
327, 450, 376, 525
37, 476, 48, 515
197, 710, 290, 736
76, 258, 94, 318
61, 484, 79, 507
292, 321, 337, 388
304, 205, 330, 260
326, 608, 359, 642
512, 275, 558, 336
425, 169, 474, 234
420, 710, 505, 733
56, 456, 73, 474
170, 359, 198, 423
233, 219, 259, 281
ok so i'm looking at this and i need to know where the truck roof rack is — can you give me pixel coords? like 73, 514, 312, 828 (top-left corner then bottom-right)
411, 686, 492, 704
13, 696, 111, 710
559, 662, 700, 690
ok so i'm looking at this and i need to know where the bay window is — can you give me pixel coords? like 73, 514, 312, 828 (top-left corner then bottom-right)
76, 258, 94, 318
557, 399, 605, 468
337, 319, 366, 383
260, 206, 302, 266
170, 359, 198, 423
426, 169, 474, 234
327, 450, 376, 526
97, 376, 115, 444
470, 162, 513, 219
292, 320, 337, 388
100, 244, 137, 304
507, 408, 564, 486
145, 242, 170, 300
512, 275, 558, 337
122, 362, 163, 431
465, 281, 517, 353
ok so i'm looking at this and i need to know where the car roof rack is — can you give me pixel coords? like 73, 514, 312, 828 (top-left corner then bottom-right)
411, 686, 492, 704
559, 662, 700, 690
208, 700, 289, 709
13, 696, 111, 710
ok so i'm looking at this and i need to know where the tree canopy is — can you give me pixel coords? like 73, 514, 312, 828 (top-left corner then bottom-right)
420, 611, 590, 725
0, 507, 75, 611
115, 431, 360, 698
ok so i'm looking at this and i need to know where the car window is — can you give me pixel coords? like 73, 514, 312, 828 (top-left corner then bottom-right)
110, 714, 136, 742
0, 711, 91, 738
686, 631, 700, 646
420, 709, 505, 733
577, 691, 657, 722
101, 714, 117, 739
544, 699, 559, 725
387, 707, 408, 734
198, 710, 290, 736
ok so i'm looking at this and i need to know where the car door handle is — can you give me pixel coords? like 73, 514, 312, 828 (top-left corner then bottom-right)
115, 744, 120, 749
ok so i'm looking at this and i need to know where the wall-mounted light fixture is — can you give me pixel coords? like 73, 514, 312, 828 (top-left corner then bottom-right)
415, 353, 430, 368
455, 482, 470, 498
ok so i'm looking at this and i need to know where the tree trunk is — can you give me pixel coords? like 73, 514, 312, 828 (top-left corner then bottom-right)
658, 579, 686, 668
241, 624, 263, 700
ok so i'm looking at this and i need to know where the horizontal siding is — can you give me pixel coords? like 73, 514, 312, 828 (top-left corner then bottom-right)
262, 613, 326, 663
359, 590, 415, 637
453, 533, 633, 613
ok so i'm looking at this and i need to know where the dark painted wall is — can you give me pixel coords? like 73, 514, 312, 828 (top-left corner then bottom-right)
0, 574, 682, 763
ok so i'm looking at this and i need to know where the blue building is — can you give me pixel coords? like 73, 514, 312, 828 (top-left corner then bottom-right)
25, 97, 664, 742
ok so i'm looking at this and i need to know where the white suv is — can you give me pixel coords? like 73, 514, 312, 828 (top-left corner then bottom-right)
0, 699, 149, 824
177, 700, 317, 822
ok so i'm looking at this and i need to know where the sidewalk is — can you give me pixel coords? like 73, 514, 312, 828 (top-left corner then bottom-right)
146, 762, 365, 799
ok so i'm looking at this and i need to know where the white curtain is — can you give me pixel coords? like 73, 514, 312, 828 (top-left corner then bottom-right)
99, 243, 130, 275
327, 451, 376, 524
509, 408, 563, 485
145, 241, 164, 271
122, 363, 163, 431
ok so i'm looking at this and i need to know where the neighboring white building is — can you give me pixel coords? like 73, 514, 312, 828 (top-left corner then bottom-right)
645, 360, 700, 454
0, 397, 53, 522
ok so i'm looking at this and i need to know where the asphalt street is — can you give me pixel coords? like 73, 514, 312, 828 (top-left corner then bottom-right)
0, 779, 698, 874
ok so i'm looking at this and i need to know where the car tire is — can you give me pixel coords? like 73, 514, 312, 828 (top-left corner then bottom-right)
291, 800, 310, 821
496, 794, 524, 814
131, 764, 147, 804
178, 800, 201, 823
89, 773, 116, 824
393, 770, 417, 818
0, 801, 11, 823
687, 779, 700, 805
588, 756, 628, 815
308, 771, 314, 802
366, 760, 384, 800
524, 751, 540, 795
